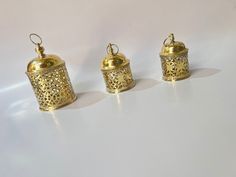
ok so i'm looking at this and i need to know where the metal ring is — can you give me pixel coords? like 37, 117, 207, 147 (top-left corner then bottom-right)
163, 33, 175, 45
106, 43, 119, 55
29, 33, 42, 45
163, 38, 168, 45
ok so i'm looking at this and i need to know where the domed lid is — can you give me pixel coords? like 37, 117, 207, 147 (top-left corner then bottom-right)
160, 33, 188, 56
26, 33, 64, 73
101, 43, 129, 71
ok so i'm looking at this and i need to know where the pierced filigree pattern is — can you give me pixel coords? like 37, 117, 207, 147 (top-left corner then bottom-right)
161, 53, 190, 81
27, 64, 76, 111
102, 63, 135, 93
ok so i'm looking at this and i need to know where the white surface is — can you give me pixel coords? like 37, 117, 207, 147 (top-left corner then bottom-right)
1, 0, 236, 176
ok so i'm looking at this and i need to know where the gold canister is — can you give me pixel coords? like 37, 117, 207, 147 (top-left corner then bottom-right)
160, 33, 190, 81
26, 33, 77, 111
101, 43, 135, 93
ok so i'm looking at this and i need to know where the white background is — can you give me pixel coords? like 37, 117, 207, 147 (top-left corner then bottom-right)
1, 0, 236, 177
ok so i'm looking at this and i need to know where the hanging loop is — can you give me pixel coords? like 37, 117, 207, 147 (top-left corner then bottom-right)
29, 33, 45, 58
163, 33, 175, 46
106, 43, 119, 56
29, 33, 43, 45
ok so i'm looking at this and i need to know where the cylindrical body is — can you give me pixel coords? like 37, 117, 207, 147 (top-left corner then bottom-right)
101, 44, 135, 93
102, 62, 135, 93
26, 54, 77, 111
160, 34, 190, 81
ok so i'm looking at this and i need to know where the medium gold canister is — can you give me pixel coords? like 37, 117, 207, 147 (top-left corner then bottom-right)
101, 43, 135, 93
160, 33, 190, 81
26, 33, 77, 111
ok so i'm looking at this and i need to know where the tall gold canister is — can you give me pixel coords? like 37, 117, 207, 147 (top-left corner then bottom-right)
160, 34, 190, 81
101, 43, 135, 93
26, 33, 77, 111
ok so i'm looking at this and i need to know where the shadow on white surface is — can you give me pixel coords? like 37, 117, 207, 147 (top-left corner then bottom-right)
63, 91, 107, 110
131, 78, 160, 92
191, 68, 221, 79
0, 81, 28, 94
5, 98, 38, 119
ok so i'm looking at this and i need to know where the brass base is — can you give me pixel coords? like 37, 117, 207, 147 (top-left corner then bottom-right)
163, 73, 191, 81
39, 95, 77, 111
106, 80, 136, 94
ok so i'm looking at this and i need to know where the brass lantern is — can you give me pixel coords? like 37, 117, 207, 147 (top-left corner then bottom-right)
26, 33, 77, 111
160, 33, 190, 81
101, 43, 135, 93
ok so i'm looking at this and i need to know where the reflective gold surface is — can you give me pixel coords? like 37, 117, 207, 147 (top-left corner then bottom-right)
101, 43, 135, 93
27, 55, 64, 72
26, 33, 77, 111
160, 34, 190, 81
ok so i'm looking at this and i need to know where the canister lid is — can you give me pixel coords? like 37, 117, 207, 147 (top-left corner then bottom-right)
160, 33, 188, 56
101, 43, 129, 71
26, 33, 64, 73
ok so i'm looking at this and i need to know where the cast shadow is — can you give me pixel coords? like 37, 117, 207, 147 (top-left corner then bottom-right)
190, 68, 221, 79
63, 91, 107, 110
131, 78, 160, 92
5, 97, 41, 119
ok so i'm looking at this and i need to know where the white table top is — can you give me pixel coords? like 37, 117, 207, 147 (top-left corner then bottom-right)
1, 0, 236, 176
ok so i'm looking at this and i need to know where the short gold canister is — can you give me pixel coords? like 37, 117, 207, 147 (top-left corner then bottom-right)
160, 34, 190, 81
26, 33, 77, 111
101, 43, 135, 93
